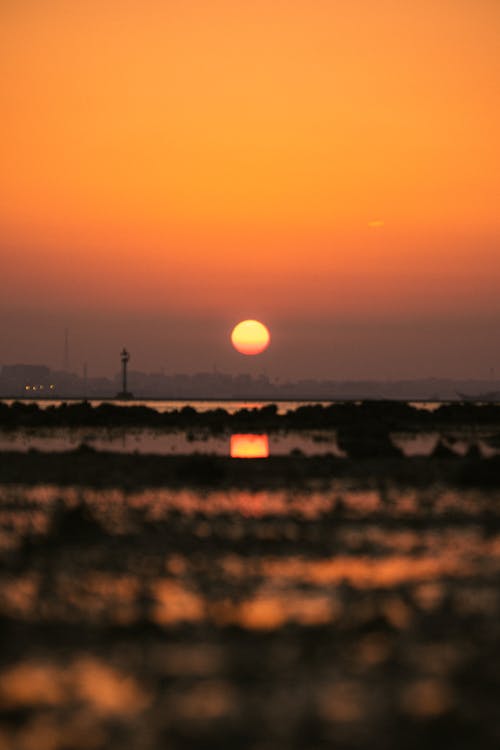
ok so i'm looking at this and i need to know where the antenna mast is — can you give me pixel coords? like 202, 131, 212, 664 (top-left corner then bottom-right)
63, 328, 70, 372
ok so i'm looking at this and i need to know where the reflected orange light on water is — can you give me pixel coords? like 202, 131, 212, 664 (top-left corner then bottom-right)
230, 434, 269, 459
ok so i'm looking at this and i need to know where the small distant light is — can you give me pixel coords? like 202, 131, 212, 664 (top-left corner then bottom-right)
50, 384, 55, 390
39, 385, 44, 390
32, 386, 37, 391
25, 385, 30, 391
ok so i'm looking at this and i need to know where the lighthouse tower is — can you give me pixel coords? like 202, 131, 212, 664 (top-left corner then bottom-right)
116, 348, 134, 399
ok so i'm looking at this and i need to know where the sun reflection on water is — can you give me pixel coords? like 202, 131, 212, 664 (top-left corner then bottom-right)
230, 434, 269, 458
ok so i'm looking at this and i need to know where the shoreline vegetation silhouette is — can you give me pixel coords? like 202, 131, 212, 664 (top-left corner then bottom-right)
3, 398, 500, 429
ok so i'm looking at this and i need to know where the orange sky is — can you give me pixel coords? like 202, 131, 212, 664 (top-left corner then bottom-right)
1, 0, 499, 377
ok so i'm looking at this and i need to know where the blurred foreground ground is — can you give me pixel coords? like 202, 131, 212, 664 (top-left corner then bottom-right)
1, 404, 500, 748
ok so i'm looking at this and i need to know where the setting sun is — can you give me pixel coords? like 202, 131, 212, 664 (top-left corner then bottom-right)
231, 320, 271, 356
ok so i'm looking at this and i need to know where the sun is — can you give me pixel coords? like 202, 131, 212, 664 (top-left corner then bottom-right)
231, 319, 270, 355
